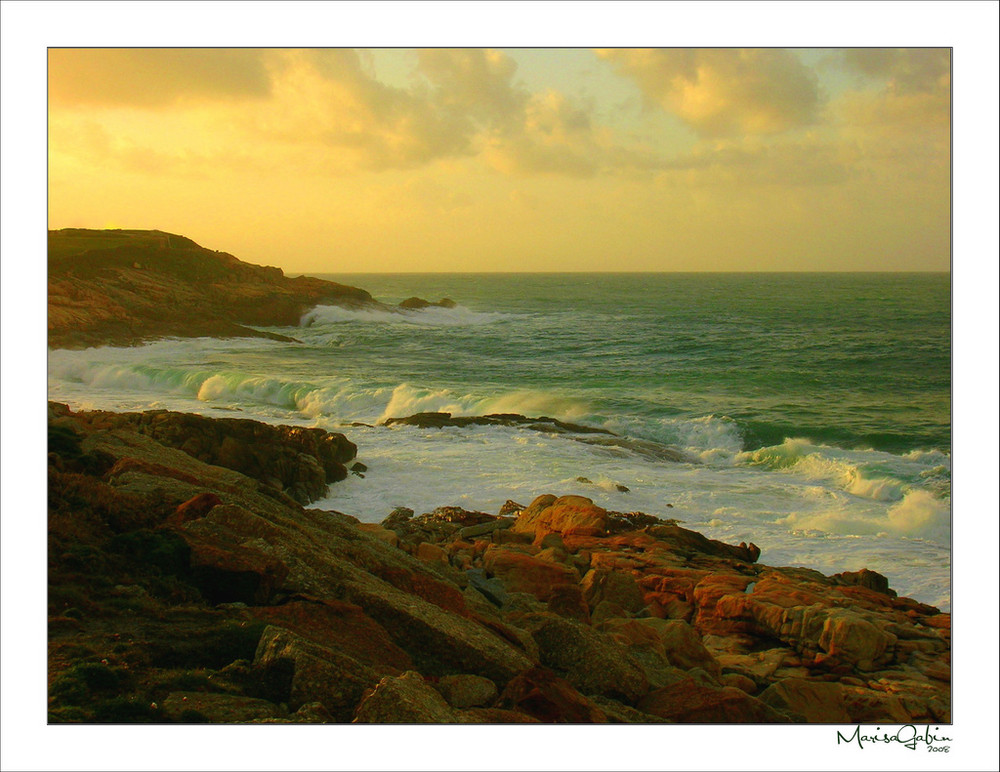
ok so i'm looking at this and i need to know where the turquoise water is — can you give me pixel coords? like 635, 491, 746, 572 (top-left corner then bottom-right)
47, 272, 951, 608
307, 272, 951, 454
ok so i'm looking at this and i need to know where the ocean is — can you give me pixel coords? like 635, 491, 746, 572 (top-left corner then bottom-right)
47, 272, 952, 609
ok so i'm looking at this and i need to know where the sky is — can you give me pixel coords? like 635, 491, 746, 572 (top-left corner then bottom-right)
48, 46, 952, 273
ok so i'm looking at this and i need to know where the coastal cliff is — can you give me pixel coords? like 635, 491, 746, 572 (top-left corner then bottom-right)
48, 402, 950, 724
48, 229, 374, 348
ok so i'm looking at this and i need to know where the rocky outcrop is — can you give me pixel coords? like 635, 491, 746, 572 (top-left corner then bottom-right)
47, 404, 950, 724
48, 228, 374, 348
383, 411, 615, 436
68, 408, 356, 504
398, 297, 457, 310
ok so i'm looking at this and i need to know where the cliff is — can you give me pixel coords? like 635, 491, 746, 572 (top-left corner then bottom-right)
47, 402, 950, 724
47, 229, 374, 349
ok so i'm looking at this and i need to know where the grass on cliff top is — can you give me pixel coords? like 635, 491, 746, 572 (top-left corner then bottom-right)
48, 229, 201, 260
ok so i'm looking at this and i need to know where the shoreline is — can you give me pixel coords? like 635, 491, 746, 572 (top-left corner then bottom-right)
46, 402, 950, 724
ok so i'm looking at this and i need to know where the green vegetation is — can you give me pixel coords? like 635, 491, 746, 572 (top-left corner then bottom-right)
47, 229, 200, 261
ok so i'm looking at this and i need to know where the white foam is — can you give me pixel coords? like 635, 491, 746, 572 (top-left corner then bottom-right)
301, 303, 508, 328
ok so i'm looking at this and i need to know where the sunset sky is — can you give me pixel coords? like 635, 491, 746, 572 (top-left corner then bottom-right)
48, 46, 952, 273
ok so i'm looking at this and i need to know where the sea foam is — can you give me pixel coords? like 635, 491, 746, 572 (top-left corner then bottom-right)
301, 303, 508, 328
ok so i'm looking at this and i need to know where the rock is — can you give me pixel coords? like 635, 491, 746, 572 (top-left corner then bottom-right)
162, 691, 284, 723
253, 626, 387, 721
497, 500, 525, 517
398, 297, 456, 310
466, 568, 508, 607
510, 494, 609, 540
482, 546, 580, 602
646, 524, 760, 563
638, 679, 789, 723
589, 695, 669, 723
817, 610, 897, 671
168, 492, 223, 525
832, 568, 897, 597
643, 618, 722, 678
355, 523, 399, 548
720, 672, 758, 694
354, 671, 458, 723
291, 702, 335, 723
381, 507, 414, 529
415, 542, 448, 566
758, 678, 852, 723
495, 667, 608, 723
519, 613, 649, 703
251, 597, 413, 674
180, 530, 289, 606
591, 600, 630, 625
546, 584, 591, 623
48, 228, 376, 349
93, 410, 356, 505
434, 674, 499, 709
458, 518, 514, 539
580, 568, 645, 613
342, 571, 534, 686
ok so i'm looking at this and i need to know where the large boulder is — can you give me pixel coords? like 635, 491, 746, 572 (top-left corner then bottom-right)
758, 678, 851, 723
638, 678, 789, 723
354, 671, 459, 723
433, 674, 499, 709
510, 495, 608, 541
518, 613, 649, 704
253, 626, 387, 721
482, 546, 580, 602
580, 568, 645, 613
495, 667, 608, 723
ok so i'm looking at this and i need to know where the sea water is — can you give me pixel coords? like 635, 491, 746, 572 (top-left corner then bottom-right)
47, 273, 952, 609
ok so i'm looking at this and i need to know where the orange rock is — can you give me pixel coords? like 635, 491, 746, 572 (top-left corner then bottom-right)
510, 494, 608, 540
482, 546, 580, 602
817, 610, 897, 671
415, 542, 448, 565
580, 568, 645, 613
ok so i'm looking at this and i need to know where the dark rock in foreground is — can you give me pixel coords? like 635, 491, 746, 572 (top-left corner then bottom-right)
47, 404, 950, 724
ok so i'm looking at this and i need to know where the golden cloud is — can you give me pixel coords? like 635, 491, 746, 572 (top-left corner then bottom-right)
597, 48, 820, 137
48, 49, 273, 106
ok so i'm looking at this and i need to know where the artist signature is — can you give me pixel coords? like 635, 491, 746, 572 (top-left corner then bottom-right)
837, 725, 952, 751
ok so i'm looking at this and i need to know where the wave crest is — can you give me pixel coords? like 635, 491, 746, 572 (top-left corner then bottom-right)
301, 304, 508, 328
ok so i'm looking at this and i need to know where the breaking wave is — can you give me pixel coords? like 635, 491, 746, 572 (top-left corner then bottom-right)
301, 304, 509, 328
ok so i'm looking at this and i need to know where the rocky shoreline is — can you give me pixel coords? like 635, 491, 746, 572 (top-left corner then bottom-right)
47, 228, 456, 349
47, 402, 950, 724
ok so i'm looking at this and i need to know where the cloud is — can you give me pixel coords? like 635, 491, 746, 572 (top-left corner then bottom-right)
841, 48, 950, 94
48, 49, 273, 106
597, 48, 820, 137
416, 48, 528, 130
